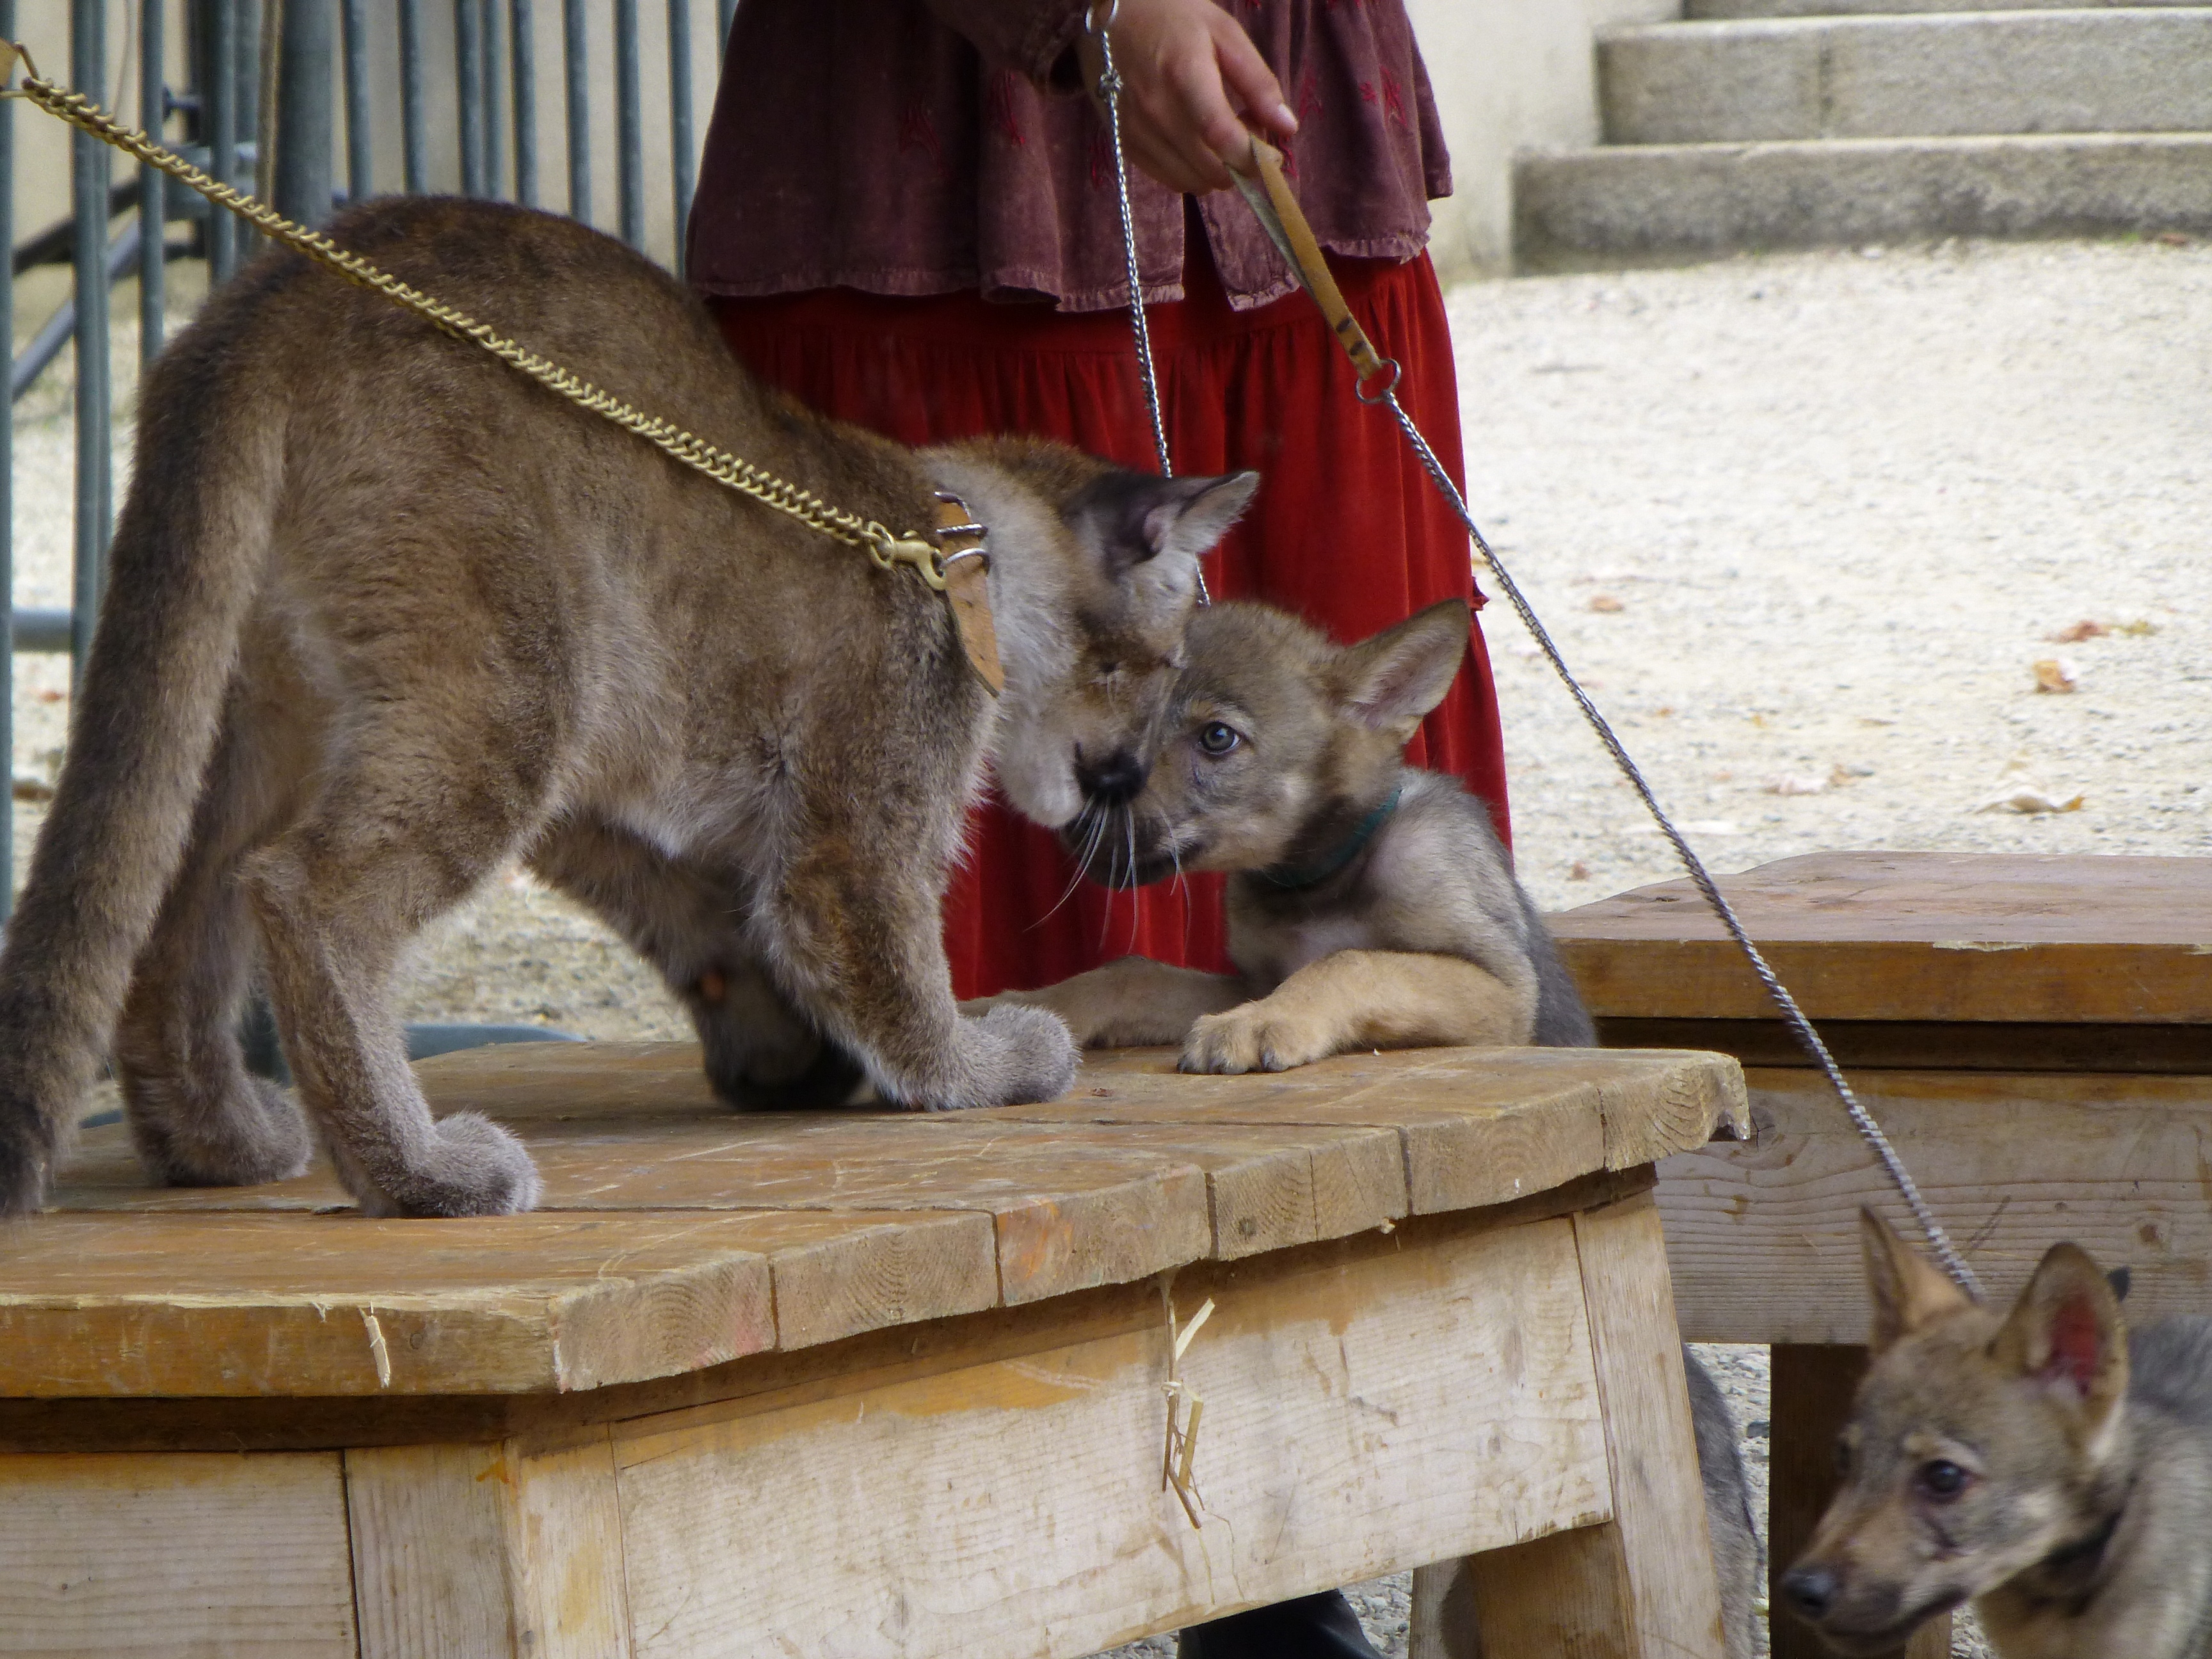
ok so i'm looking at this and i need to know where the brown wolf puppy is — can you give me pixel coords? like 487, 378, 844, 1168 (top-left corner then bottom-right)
0, 197, 1254, 1221
1784, 1212, 2212, 1657
984, 598, 1590, 1069
986, 597, 1761, 1655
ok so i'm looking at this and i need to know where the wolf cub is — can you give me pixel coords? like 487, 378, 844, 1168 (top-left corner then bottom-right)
986, 598, 1589, 1069
1786, 1212, 2212, 1658
986, 597, 1763, 1656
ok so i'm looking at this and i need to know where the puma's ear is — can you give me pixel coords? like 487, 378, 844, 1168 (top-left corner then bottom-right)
1861, 1208, 1974, 1354
1994, 1242, 2129, 1422
1067, 470, 1260, 577
1331, 600, 1470, 741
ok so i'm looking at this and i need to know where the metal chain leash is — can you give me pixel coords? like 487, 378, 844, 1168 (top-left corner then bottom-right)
1086, 1, 1214, 605
0, 44, 955, 590
1076, 19, 1979, 1295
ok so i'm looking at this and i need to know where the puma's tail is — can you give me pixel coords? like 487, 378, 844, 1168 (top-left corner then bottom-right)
0, 321, 286, 1217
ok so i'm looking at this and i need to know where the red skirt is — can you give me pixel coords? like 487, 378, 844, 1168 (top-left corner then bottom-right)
709, 247, 1506, 998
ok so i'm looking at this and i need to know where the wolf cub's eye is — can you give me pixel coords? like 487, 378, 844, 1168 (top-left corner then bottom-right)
1198, 722, 1241, 757
1915, 1460, 1970, 1502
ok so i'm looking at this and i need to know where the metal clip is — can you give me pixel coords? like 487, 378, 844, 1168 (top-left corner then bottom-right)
865, 522, 949, 591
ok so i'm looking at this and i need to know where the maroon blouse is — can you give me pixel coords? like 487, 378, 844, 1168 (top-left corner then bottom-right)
686, 0, 1453, 313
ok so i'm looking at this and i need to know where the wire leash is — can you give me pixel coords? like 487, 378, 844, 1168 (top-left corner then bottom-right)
1080, 18, 1978, 1295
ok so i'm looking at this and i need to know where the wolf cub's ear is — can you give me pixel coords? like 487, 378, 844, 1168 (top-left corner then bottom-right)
1069, 471, 1260, 576
1995, 1241, 2129, 1420
1860, 1208, 1975, 1354
1331, 599, 1471, 741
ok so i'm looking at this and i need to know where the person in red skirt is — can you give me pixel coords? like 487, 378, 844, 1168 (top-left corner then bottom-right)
691, 5, 1498, 1652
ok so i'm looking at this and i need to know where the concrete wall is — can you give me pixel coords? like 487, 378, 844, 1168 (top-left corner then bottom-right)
1409, 0, 1678, 280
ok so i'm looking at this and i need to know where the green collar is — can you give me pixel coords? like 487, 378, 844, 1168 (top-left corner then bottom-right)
1255, 787, 1403, 892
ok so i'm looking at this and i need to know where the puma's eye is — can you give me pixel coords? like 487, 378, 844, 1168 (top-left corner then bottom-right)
1198, 722, 1240, 757
1915, 1460, 1971, 1502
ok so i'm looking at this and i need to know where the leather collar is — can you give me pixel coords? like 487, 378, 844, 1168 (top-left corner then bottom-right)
1255, 787, 1402, 892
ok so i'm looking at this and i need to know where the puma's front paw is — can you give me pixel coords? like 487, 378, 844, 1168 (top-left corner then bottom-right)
952, 1002, 1079, 1107
354, 1112, 544, 1217
1180, 1003, 1338, 1075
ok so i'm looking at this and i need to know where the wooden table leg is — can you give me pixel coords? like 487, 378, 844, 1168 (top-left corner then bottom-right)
1770, 1345, 1951, 1659
1414, 1189, 1726, 1658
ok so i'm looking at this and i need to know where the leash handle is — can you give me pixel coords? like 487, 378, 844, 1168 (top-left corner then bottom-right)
1232, 141, 1397, 399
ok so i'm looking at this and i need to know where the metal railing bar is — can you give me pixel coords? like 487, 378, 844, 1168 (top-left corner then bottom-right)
509, 0, 536, 207
667, 0, 691, 277
11, 611, 68, 654
482, 0, 504, 199
399, 0, 426, 194
15, 219, 143, 404
615, 0, 641, 248
208, 0, 240, 281
341, 0, 371, 200
563, 0, 589, 223
456, 0, 485, 196
138, 0, 163, 368
1, 0, 13, 913
71, 0, 112, 690
273, 0, 337, 229
717, 0, 734, 48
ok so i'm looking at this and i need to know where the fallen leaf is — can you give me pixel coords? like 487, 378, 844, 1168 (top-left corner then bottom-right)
1974, 787, 2085, 815
2118, 619, 2160, 637
2156, 231, 2192, 247
10, 774, 54, 803
2033, 657, 2079, 694
1765, 773, 1829, 796
1567, 861, 1591, 881
2046, 620, 2106, 643
33, 688, 65, 704
1653, 705, 1674, 718
1589, 594, 1624, 613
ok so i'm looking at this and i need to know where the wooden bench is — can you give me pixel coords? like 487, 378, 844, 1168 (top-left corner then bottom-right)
1549, 851, 2212, 1659
1, 1042, 1745, 1659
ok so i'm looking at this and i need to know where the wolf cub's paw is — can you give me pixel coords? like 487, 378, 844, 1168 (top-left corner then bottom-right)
1181, 1005, 1334, 1075
360, 1112, 543, 1217
957, 1003, 1079, 1107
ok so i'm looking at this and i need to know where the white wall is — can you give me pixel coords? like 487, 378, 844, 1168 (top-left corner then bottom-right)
1409, 0, 1678, 279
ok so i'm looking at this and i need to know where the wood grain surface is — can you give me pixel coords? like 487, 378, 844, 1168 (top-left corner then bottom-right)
1550, 851, 2212, 1023
10, 1043, 1740, 1399
1658, 1068, 2212, 1344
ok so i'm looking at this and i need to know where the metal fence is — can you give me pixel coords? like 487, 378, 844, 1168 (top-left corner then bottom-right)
4, 0, 734, 915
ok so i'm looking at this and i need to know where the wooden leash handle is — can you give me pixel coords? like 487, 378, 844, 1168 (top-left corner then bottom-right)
1239, 140, 1397, 396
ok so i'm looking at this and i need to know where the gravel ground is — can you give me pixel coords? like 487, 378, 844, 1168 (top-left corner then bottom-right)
12, 236, 2209, 1657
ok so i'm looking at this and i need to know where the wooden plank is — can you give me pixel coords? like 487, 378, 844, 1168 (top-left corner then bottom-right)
348, 1431, 634, 1659
0, 1451, 356, 1656
1767, 1348, 1952, 1659
1594, 1016, 2212, 1075
1466, 1525, 1639, 1657
1658, 1068, 2212, 1344
0, 1208, 997, 1397
609, 1212, 1615, 1659
1572, 1189, 1726, 1659
1550, 851, 2212, 1023
0, 1177, 1651, 1458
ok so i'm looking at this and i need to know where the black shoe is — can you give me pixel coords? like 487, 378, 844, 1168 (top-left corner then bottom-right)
1177, 1590, 1385, 1659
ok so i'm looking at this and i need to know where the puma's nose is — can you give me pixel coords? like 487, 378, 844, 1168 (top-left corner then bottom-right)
1781, 1564, 1839, 1623
1077, 749, 1145, 805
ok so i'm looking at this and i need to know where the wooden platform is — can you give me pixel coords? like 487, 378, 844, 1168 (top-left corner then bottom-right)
1550, 850, 2212, 1659
1, 1042, 1745, 1658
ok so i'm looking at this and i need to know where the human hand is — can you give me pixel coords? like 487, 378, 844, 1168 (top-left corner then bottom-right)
1080, 0, 1298, 195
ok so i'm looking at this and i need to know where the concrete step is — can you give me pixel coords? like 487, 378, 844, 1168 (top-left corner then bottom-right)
1688, 0, 2202, 19
1513, 132, 2212, 269
1602, 11, 2212, 143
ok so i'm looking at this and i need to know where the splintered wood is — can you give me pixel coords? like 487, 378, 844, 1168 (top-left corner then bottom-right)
1159, 1289, 1215, 1527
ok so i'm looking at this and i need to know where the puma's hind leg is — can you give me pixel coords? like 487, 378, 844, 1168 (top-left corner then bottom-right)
529, 817, 863, 1108
113, 673, 314, 1188
968, 956, 1249, 1049
240, 673, 552, 1217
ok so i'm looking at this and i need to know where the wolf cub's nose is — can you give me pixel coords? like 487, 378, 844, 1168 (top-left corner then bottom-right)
1781, 1564, 1838, 1621
1077, 749, 1146, 806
